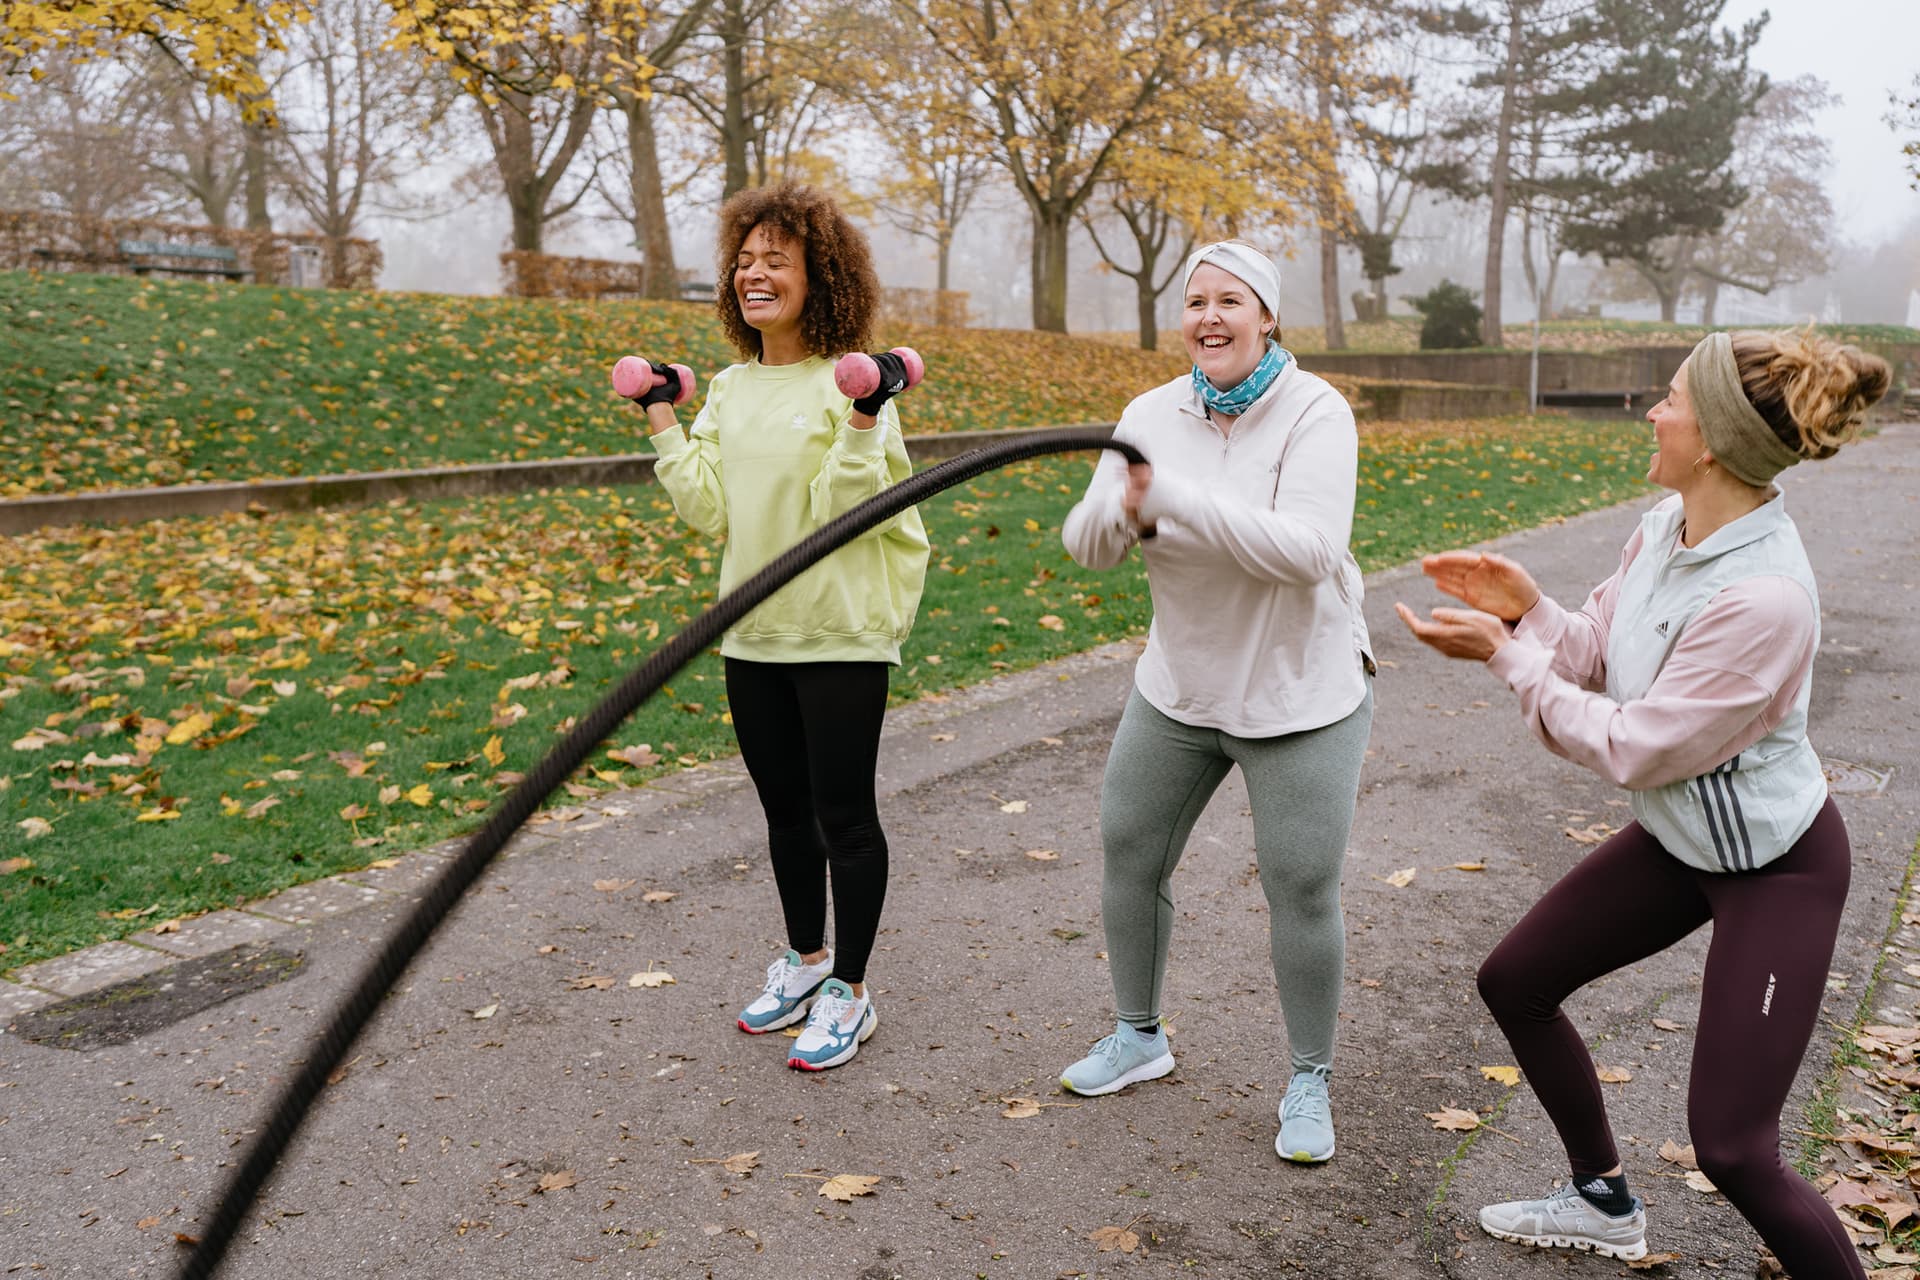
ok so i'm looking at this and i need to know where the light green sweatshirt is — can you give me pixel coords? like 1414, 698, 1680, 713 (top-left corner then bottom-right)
649, 355, 930, 664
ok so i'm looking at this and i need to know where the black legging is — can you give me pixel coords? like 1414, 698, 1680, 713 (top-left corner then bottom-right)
1478, 799, 1863, 1278
724, 658, 891, 986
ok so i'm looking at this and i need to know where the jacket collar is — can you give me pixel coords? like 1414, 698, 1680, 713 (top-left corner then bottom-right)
1175, 361, 1296, 424
1653, 485, 1792, 565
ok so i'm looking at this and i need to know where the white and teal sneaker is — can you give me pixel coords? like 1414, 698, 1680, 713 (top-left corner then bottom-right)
737, 949, 832, 1034
1277, 1068, 1335, 1163
787, 978, 877, 1070
1059, 1021, 1175, 1096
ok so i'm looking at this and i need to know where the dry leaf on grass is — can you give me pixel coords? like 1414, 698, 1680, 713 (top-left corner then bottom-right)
606, 745, 661, 768
1479, 1066, 1521, 1087
1825, 1178, 1919, 1230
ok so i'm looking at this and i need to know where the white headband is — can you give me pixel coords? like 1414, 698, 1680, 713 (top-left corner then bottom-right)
1183, 241, 1281, 320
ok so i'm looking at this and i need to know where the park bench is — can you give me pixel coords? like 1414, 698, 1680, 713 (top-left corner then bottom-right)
118, 239, 249, 281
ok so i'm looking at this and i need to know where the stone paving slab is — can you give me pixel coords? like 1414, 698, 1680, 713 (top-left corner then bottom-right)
337, 848, 454, 894
9, 941, 174, 998
241, 876, 384, 924
0, 980, 59, 1019
129, 909, 287, 958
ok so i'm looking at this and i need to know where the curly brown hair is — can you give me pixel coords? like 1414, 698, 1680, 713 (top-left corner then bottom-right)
714, 183, 879, 361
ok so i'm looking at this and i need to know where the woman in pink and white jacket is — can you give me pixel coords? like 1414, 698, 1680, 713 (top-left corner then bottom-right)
1399, 329, 1890, 1274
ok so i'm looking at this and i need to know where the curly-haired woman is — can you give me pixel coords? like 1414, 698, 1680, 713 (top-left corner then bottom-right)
1399, 329, 1890, 1273
633, 182, 929, 1071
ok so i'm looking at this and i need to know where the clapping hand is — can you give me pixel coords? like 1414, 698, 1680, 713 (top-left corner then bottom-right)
1394, 602, 1510, 662
1419, 550, 1541, 622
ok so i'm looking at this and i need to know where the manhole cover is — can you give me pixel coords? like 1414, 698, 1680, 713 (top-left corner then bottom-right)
1825, 760, 1892, 796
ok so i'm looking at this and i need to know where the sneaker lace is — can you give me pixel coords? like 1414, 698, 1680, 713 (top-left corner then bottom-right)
761, 955, 795, 996
1280, 1073, 1329, 1121
810, 988, 852, 1029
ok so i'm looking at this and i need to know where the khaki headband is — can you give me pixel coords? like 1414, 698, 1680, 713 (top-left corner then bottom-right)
1685, 332, 1800, 488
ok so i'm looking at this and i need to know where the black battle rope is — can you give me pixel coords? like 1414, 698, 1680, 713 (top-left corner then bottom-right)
179, 426, 1146, 1278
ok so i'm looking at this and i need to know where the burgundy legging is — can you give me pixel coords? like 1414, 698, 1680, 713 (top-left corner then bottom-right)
1477, 799, 1862, 1278
724, 658, 891, 985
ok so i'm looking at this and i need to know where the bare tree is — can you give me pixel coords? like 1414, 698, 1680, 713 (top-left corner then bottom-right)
0, 54, 159, 219
273, 0, 455, 269
595, 0, 715, 297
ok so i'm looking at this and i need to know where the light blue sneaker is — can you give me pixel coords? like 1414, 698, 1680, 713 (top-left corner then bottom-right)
787, 978, 877, 1070
1277, 1068, 1335, 1163
1059, 1021, 1175, 1096
737, 949, 832, 1034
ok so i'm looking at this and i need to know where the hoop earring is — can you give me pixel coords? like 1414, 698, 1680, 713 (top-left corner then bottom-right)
1693, 453, 1714, 474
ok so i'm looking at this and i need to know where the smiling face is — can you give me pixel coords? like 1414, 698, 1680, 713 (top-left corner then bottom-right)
1646, 362, 1712, 491
733, 223, 809, 355
1182, 263, 1273, 390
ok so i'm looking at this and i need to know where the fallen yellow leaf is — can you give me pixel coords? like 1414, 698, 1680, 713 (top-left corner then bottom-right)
1426, 1107, 1481, 1132
1479, 1065, 1521, 1087
817, 1174, 880, 1202
165, 712, 214, 746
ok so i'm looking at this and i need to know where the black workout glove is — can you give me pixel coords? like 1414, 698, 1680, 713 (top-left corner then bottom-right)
851, 351, 910, 417
637, 361, 684, 408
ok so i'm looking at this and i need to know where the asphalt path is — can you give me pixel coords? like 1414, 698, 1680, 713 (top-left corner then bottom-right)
3, 423, 1915, 1279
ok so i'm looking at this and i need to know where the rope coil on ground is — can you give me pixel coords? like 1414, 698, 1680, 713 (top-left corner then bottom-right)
179, 425, 1145, 1278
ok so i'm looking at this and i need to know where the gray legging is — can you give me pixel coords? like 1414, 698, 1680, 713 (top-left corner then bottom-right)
1099, 681, 1373, 1074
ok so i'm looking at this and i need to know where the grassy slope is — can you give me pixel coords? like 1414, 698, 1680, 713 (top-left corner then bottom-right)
1096, 314, 1920, 357
0, 269, 1189, 497
1, 416, 1654, 968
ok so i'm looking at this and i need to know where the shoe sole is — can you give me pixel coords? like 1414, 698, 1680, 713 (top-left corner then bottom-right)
1276, 1137, 1334, 1164
788, 1007, 878, 1070
737, 992, 817, 1034
1479, 1224, 1647, 1262
1059, 1050, 1175, 1097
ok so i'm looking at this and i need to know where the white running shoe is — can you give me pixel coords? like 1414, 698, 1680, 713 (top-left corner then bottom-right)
1479, 1182, 1648, 1260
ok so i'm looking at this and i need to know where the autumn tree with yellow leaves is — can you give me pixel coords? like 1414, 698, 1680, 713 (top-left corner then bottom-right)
1081, 72, 1332, 350
1, 0, 305, 107
895, 0, 1280, 332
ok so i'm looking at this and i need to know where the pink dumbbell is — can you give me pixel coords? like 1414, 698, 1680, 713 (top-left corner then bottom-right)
610, 356, 696, 406
833, 347, 925, 400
